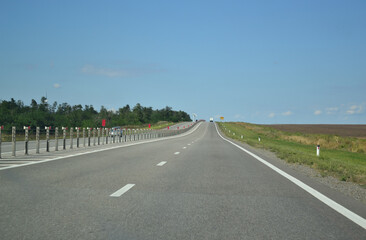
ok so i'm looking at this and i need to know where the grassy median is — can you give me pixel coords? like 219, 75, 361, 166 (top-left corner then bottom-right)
218, 122, 366, 187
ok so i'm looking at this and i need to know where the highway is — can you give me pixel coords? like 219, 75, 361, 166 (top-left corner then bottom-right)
0, 122, 365, 239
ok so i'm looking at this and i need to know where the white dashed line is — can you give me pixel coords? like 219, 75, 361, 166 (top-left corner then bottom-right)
110, 184, 135, 197
174, 152, 180, 155
187, 144, 191, 146
157, 161, 167, 166
0, 122, 203, 172
183, 147, 187, 149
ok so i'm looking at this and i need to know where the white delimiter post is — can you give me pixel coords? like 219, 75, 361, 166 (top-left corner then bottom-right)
317, 145, 320, 156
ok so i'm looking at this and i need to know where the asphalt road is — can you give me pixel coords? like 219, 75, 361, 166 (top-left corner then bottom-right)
0, 122, 365, 239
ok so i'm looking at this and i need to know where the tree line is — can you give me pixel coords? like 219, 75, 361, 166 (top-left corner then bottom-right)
0, 97, 191, 130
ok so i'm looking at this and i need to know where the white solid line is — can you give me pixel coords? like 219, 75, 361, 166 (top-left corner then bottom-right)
174, 152, 180, 155
214, 123, 366, 230
110, 184, 135, 197
0, 122, 202, 172
157, 161, 167, 166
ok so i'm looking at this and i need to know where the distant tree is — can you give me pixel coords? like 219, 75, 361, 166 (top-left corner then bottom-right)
0, 97, 191, 129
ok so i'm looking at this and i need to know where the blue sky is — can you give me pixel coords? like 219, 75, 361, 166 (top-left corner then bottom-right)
1, 0, 365, 124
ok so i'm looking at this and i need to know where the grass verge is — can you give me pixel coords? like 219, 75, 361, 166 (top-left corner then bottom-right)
218, 122, 366, 187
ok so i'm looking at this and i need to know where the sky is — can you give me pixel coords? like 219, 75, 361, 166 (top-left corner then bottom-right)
1, 0, 365, 124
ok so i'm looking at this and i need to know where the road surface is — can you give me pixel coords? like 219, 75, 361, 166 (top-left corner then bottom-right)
0, 122, 365, 239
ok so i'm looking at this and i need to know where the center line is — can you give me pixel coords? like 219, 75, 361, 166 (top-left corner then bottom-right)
110, 184, 135, 197
174, 152, 180, 155
157, 161, 167, 166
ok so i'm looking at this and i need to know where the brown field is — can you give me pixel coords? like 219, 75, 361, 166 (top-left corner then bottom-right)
264, 124, 366, 138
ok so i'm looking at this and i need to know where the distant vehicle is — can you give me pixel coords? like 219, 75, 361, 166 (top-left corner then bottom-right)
209, 117, 214, 122
110, 126, 122, 136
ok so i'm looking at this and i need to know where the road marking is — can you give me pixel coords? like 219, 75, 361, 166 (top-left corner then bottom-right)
0, 122, 202, 172
187, 143, 191, 146
183, 147, 187, 149
157, 161, 167, 166
215, 123, 366, 230
110, 184, 135, 197
174, 152, 180, 155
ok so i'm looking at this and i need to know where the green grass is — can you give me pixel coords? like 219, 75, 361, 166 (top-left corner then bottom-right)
218, 122, 366, 186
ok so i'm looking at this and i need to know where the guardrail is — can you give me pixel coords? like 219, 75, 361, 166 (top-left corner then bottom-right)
0, 122, 200, 158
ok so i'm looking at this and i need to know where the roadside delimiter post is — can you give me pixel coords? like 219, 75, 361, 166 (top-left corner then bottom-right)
12, 126, 16, 156
36, 127, 40, 154
24, 126, 29, 155
97, 128, 100, 145
62, 127, 67, 150
83, 128, 86, 147
93, 128, 96, 146
45, 126, 50, 152
87, 128, 91, 146
0, 125, 3, 158
70, 127, 73, 149
106, 128, 109, 144
76, 127, 80, 148
317, 145, 320, 156
55, 127, 59, 151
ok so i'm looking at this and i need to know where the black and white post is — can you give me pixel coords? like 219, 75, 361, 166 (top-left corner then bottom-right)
45, 126, 50, 152
24, 126, 29, 155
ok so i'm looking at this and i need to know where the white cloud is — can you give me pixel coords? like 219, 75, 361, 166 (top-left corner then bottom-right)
81, 65, 130, 78
53, 83, 61, 88
314, 110, 322, 115
326, 107, 338, 114
282, 111, 292, 116
268, 112, 275, 118
346, 104, 364, 115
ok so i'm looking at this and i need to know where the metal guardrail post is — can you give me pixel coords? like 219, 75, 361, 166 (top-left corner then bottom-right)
36, 127, 40, 153
55, 127, 59, 151
24, 126, 29, 155
12, 126, 16, 156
